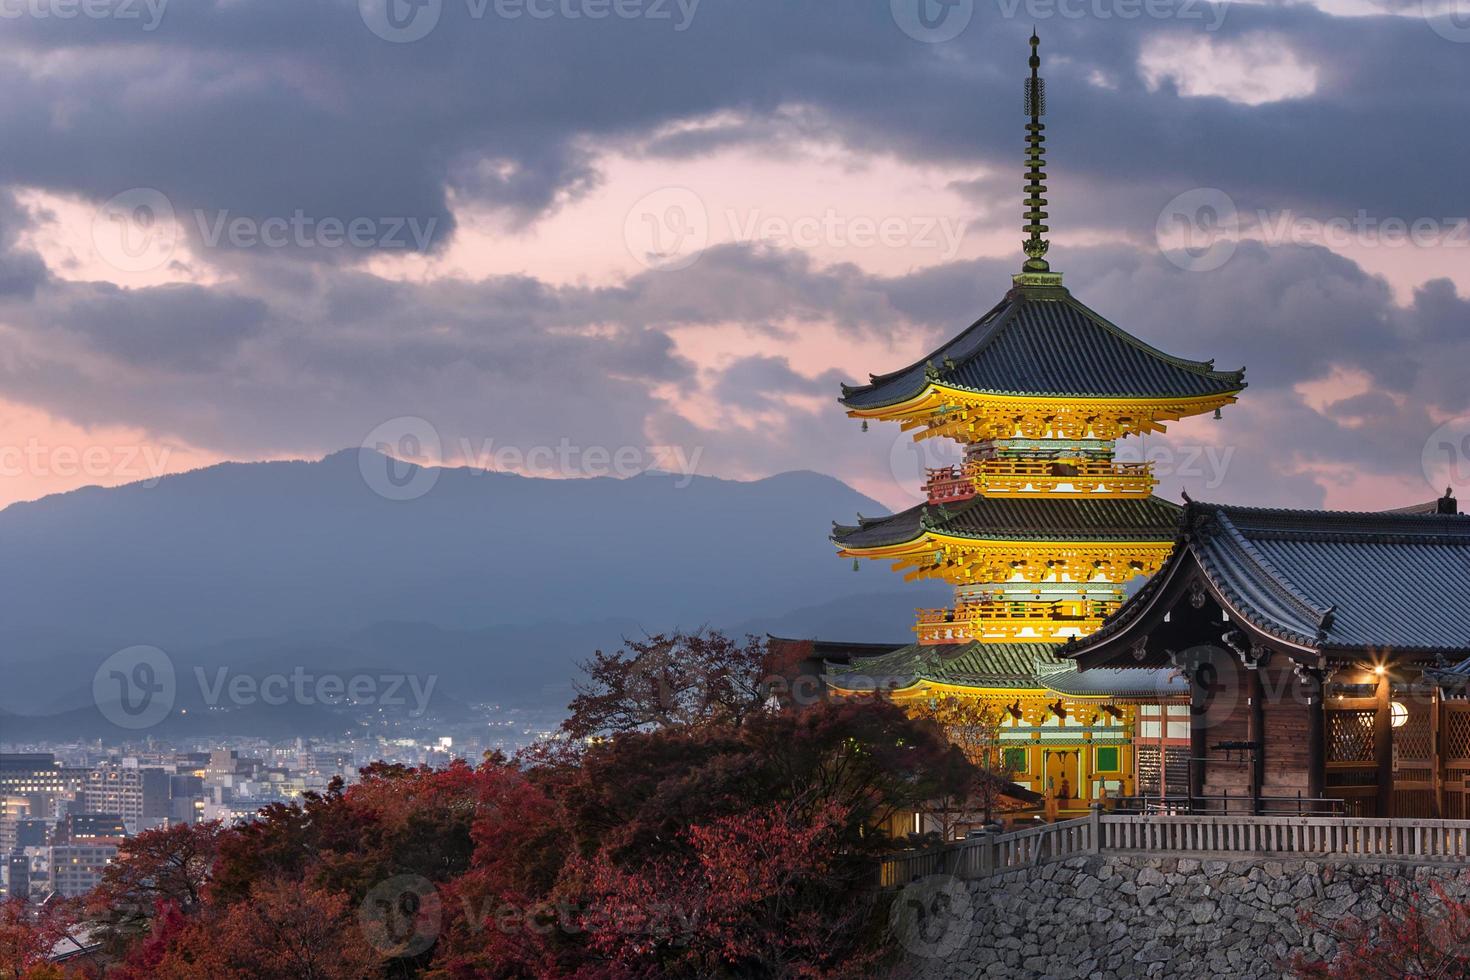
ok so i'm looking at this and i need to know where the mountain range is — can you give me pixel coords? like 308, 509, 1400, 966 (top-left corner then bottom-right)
0, 451, 943, 737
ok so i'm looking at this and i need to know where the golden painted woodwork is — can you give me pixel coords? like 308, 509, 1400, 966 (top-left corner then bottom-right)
848, 385, 1239, 443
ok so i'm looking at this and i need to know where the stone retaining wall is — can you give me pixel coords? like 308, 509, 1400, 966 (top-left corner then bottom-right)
891, 855, 1470, 978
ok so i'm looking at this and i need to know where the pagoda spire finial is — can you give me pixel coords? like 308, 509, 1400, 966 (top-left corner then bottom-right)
1018, 30, 1060, 285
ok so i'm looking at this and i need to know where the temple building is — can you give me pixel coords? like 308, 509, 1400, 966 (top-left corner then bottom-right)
1062, 492, 1470, 818
821, 34, 1244, 817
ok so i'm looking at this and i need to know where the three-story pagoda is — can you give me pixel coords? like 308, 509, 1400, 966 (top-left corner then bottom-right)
831, 34, 1246, 682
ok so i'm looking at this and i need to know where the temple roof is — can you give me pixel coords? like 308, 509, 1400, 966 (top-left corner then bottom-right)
1066, 495, 1470, 661
825, 640, 1185, 697
839, 285, 1246, 410
832, 494, 1182, 550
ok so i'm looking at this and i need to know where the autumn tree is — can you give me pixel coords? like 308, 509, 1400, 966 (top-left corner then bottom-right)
146, 879, 381, 980
0, 899, 81, 980
571, 802, 883, 979
562, 631, 772, 739
907, 695, 1023, 829
89, 821, 224, 956
1293, 875, 1470, 977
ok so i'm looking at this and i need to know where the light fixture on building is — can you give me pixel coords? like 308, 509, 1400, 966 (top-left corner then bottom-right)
1391, 702, 1408, 728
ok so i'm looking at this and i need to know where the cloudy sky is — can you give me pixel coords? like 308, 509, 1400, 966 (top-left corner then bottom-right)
0, 0, 1467, 512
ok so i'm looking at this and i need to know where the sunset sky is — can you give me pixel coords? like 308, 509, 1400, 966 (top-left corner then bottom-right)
1, 0, 1467, 512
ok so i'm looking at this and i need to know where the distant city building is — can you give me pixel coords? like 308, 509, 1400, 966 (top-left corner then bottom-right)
56, 813, 128, 844
81, 765, 170, 833
0, 754, 73, 819
4, 851, 32, 902
49, 843, 118, 897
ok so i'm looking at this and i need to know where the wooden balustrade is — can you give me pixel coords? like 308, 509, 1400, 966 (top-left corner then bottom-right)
913, 600, 1121, 644
923, 458, 1157, 503
880, 811, 1470, 888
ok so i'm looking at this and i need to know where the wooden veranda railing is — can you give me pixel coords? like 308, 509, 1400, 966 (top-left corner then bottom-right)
879, 811, 1470, 888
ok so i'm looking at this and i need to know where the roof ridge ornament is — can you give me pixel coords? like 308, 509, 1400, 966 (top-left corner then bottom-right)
1015, 30, 1063, 290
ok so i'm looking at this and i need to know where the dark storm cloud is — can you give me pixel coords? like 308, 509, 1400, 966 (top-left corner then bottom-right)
1, 1, 1466, 261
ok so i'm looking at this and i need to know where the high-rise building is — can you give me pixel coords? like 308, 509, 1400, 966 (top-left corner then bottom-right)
48, 843, 118, 898
80, 765, 170, 833
56, 813, 129, 844
0, 754, 74, 819
4, 851, 32, 902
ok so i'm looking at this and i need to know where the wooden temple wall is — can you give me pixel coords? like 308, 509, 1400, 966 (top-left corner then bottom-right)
1198, 654, 1312, 808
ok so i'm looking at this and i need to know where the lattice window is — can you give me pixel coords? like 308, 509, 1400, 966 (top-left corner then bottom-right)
1327, 709, 1376, 763
1394, 708, 1432, 764
1445, 709, 1470, 763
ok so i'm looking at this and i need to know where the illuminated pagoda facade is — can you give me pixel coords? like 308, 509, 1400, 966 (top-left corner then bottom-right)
823, 34, 1246, 815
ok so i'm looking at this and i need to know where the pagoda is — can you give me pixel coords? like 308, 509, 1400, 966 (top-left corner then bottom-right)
823, 35, 1246, 814
832, 32, 1244, 656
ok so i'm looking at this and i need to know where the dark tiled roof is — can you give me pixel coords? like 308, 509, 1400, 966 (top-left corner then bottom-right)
840, 285, 1245, 409
828, 641, 1063, 689
833, 495, 1182, 549
1069, 500, 1470, 658
826, 640, 1185, 697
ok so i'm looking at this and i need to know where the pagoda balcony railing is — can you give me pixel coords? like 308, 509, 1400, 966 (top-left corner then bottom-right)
924, 459, 1156, 503
913, 600, 1122, 645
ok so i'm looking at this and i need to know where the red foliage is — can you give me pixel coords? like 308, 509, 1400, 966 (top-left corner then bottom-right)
1292, 874, 1470, 978
572, 802, 882, 978
0, 898, 83, 980
145, 879, 381, 979
72, 632, 974, 979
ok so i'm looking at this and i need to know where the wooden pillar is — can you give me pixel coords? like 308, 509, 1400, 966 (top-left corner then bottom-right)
1375, 669, 1394, 818
1249, 667, 1265, 814
1189, 665, 1207, 807
1433, 685, 1444, 818
1307, 670, 1325, 803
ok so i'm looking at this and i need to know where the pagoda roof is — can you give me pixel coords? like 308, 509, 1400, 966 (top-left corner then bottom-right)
840, 283, 1245, 410
1064, 494, 1470, 663
833, 494, 1182, 550
825, 640, 1185, 698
